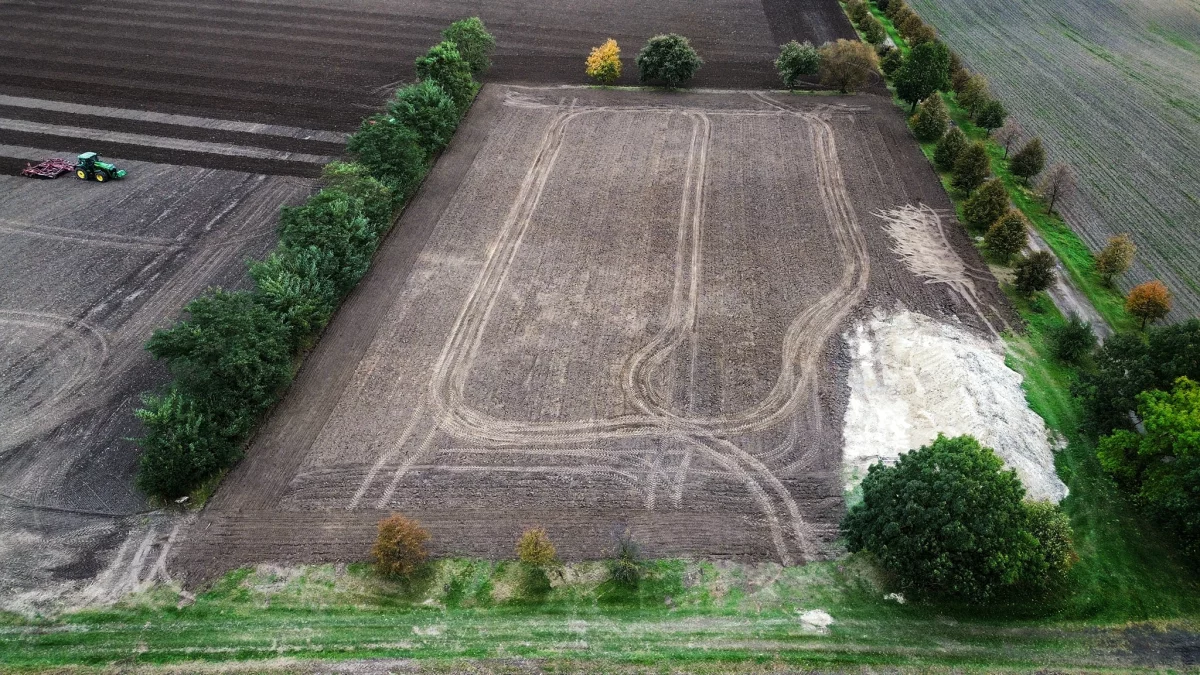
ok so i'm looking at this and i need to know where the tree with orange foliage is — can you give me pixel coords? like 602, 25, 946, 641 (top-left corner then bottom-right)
586, 38, 621, 85
372, 514, 430, 579
1126, 280, 1172, 329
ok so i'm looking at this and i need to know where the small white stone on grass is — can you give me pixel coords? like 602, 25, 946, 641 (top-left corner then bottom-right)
797, 609, 834, 634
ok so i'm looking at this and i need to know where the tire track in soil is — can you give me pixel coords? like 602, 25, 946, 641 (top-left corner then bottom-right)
357, 95, 873, 564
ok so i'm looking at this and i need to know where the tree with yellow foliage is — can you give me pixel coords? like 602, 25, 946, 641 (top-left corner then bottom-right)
586, 39, 622, 85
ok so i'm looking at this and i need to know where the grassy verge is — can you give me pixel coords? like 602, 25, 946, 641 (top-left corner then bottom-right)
853, 0, 1132, 331
843, 0, 1200, 621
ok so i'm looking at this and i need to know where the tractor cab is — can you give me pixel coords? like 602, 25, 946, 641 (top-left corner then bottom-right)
75, 152, 126, 182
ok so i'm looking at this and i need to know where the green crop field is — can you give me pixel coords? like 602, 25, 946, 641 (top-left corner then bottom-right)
909, 0, 1200, 317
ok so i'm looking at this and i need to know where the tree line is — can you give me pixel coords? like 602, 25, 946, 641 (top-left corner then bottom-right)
134, 19, 497, 500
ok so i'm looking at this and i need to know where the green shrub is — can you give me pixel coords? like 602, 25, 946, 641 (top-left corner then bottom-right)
844, 434, 1069, 603
934, 125, 966, 170
1013, 250, 1056, 296
636, 34, 702, 88
415, 41, 478, 114
962, 178, 1010, 230
1075, 320, 1200, 433
880, 48, 903, 78
1048, 315, 1097, 363
984, 209, 1028, 263
135, 388, 239, 499
1099, 378, 1200, 554
387, 81, 460, 156
775, 40, 820, 89
909, 94, 949, 142
278, 189, 377, 296
1023, 500, 1078, 593
146, 289, 293, 431
249, 246, 339, 350
951, 140, 991, 193
441, 17, 495, 75
320, 162, 395, 235
1010, 137, 1046, 183
347, 115, 428, 203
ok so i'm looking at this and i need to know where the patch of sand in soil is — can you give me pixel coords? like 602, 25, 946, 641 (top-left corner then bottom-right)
842, 310, 1067, 502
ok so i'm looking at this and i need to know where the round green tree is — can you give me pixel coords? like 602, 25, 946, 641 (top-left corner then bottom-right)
843, 434, 1041, 603
388, 80, 460, 155
934, 125, 966, 171
951, 140, 992, 193
441, 17, 495, 75
962, 178, 1010, 230
894, 40, 951, 111
910, 95, 949, 142
636, 34, 702, 88
775, 40, 820, 89
415, 41, 477, 114
1013, 250, 1057, 296
1010, 137, 1046, 183
984, 210, 1029, 263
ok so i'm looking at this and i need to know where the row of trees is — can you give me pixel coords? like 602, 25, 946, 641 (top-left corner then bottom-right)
135, 19, 497, 499
585, 34, 703, 88
373, 516, 646, 592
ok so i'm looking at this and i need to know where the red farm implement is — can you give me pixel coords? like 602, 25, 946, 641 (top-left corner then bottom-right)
21, 158, 76, 178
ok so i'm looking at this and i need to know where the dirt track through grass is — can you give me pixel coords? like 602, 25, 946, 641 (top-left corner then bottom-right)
170, 85, 1010, 583
909, 0, 1200, 317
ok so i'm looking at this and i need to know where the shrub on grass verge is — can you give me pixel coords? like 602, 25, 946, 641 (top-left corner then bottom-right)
1014, 250, 1057, 296
776, 40, 820, 89
951, 140, 991, 193
818, 39, 878, 94
636, 34, 702, 88
843, 434, 1074, 604
962, 178, 1010, 230
373, 514, 431, 580
909, 94, 949, 141
388, 81, 460, 156
984, 210, 1029, 263
934, 126, 966, 171
1048, 315, 1097, 364
586, 38, 622, 85
441, 17, 495, 76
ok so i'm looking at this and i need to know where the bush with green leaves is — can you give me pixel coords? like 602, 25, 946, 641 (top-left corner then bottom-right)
843, 434, 1074, 603
1097, 377, 1200, 553
860, 12, 887, 44
249, 246, 339, 350
909, 94, 948, 142
846, 0, 870, 24
880, 48, 903, 78
278, 189, 377, 296
974, 97, 1007, 131
951, 140, 991, 193
1048, 315, 1097, 363
135, 388, 240, 499
415, 41, 477, 114
984, 210, 1028, 262
387, 81, 460, 156
1013, 250, 1056, 296
441, 17, 494, 75
961, 178, 1009, 230
636, 34, 702, 88
775, 40, 820, 89
321, 162, 394, 235
347, 115, 428, 203
1074, 319, 1200, 434
146, 289, 293, 431
894, 40, 950, 111
934, 125, 966, 170
1010, 137, 1046, 183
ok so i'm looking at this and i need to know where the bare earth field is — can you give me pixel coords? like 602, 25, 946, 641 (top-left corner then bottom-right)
0, 0, 855, 159
0, 157, 312, 608
171, 85, 1010, 581
909, 0, 1200, 317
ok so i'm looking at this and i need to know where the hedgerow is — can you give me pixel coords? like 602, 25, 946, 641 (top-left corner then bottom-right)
134, 20, 493, 501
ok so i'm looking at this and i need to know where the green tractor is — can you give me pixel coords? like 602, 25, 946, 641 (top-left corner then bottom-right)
74, 152, 126, 182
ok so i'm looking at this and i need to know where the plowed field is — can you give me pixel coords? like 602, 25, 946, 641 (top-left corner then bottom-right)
909, 0, 1200, 317
172, 85, 1010, 580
